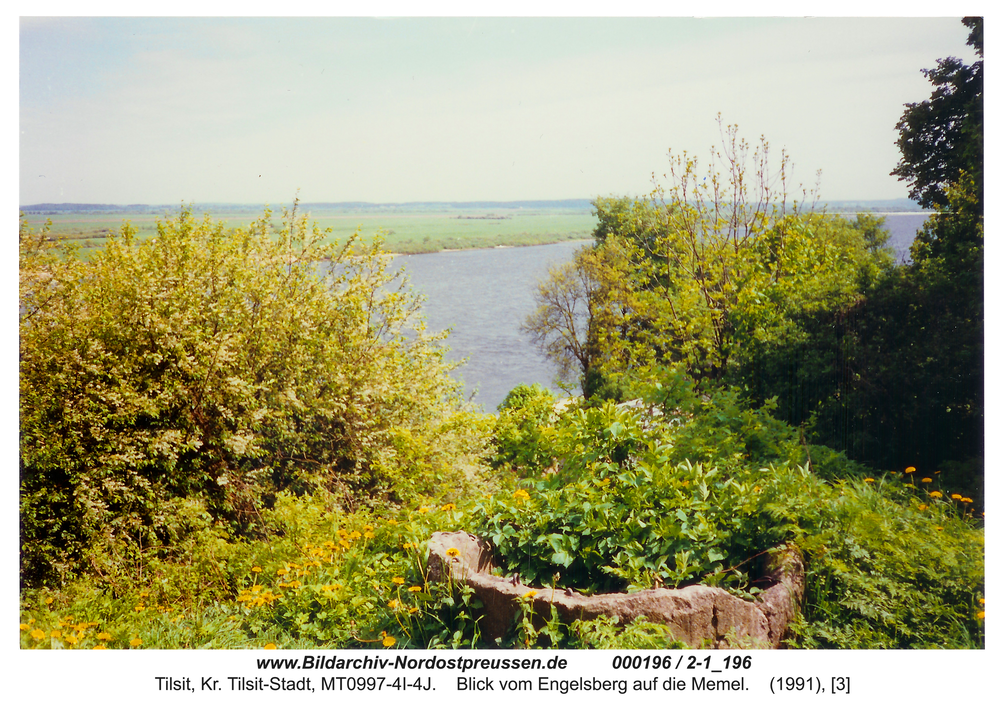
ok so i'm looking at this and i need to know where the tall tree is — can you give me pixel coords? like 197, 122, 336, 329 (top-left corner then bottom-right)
891, 17, 983, 209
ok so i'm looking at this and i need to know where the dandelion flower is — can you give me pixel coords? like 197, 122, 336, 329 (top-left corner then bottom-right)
408, 607, 419, 614
523, 590, 538, 598
863, 477, 874, 483
96, 632, 112, 641
921, 477, 933, 483
930, 491, 943, 498
418, 507, 429, 514
276, 568, 288, 576
45, 597, 54, 605
364, 531, 375, 539
918, 504, 928, 511
51, 630, 62, 639
445, 547, 460, 558
30, 629, 46, 640
408, 586, 422, 592
93, 645, 106, 650
251, 566, 262, 573
512, 489, 530, 501
951, 494, 963, 500
382, 635, 396, 647
402, 542, 414, 550
440, 503, 456, 511
19, 624, 29, 631
391, 577, 405, 585
979, 598, 985, 605
977, 611, 985, 620
387, 519, 399, 525
962, 497, 973, 503
134, 605, 146, 612
130, 637, 143, 647
64, 634, 78, 645
388, 599, 399, 609
264, 643, 277, 650
905, 466, 916, 474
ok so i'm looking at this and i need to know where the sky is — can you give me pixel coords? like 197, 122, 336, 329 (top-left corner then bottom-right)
18, 12, 982, 206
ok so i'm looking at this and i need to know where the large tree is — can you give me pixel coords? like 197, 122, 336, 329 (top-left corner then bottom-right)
891, 17, 983, 209
825, 18, 984, 492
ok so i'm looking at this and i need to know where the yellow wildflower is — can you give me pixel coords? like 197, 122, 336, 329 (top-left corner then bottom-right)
19, 623, 29, 631
64, 634, 78, 645
440, 503, 456, 511
408, 586, 422, 592
387, 519, 399, 525
264, 643, 277, 650
382, 635, 396, 647
523, 590, 538, 598
863, 478, 875, 483
388, 599, 399, 609
408, 607, 419, 614
134, 605, 146, 612
349, 531, 362, 540
364, 531, 375, 539
96, 632, 112, 641
45, 597, 54, 605
951, 494, 963, 500
512, 489, 530, 501
979, 598, 985, 605
921, 477, 933, 483
977, 611, 985, 620
930, 491, 943, 498
51, 630, 62, 639
962, 497, 973, 503
417, 507, 429, 514
445, 547, 460, 558
276, 568, 288, 577
392, 577, 405, 585
251, 566, 262, 573
130, 637, 143, 647
904, 466, 916, 474
93, 644, 107, 650
918, 504, 927, 511
30, 629, 46, 640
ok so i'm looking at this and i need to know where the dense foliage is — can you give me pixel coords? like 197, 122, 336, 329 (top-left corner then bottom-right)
20, 206, 488, 587
480, 375, 983, 647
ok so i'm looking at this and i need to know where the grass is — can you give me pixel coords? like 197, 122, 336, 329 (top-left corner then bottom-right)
19, 207, 598, 254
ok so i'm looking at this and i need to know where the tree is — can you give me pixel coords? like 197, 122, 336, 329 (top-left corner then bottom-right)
521, 240, 642, 397
824, 18, 984, 493
19, 205, 482, 586
526, 119, 892, 417
891, 17, 983, 209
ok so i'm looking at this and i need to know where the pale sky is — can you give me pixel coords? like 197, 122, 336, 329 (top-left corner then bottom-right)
18, 12, 981, 206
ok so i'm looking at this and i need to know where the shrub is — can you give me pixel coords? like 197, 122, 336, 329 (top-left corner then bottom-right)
19, 205, 483, 587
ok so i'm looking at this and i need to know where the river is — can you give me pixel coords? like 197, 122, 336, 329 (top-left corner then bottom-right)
392, 213, 928, 412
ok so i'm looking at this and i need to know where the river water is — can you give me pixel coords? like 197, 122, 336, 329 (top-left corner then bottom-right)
392, 213, 927, 412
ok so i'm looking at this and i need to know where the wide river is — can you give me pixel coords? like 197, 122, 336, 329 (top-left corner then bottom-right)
390, 213, 928, 412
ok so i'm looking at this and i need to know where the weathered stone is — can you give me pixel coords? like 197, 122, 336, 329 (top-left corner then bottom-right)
426, 531, 804, 648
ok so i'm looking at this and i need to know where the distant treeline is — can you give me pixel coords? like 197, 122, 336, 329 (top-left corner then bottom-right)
19, 198, 925, 216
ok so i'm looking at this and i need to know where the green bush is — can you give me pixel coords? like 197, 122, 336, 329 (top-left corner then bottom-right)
490, 383, 559, 474
19, 206, 484, 587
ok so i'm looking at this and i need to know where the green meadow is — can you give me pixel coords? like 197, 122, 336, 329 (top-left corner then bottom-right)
20, 206, 597, 254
